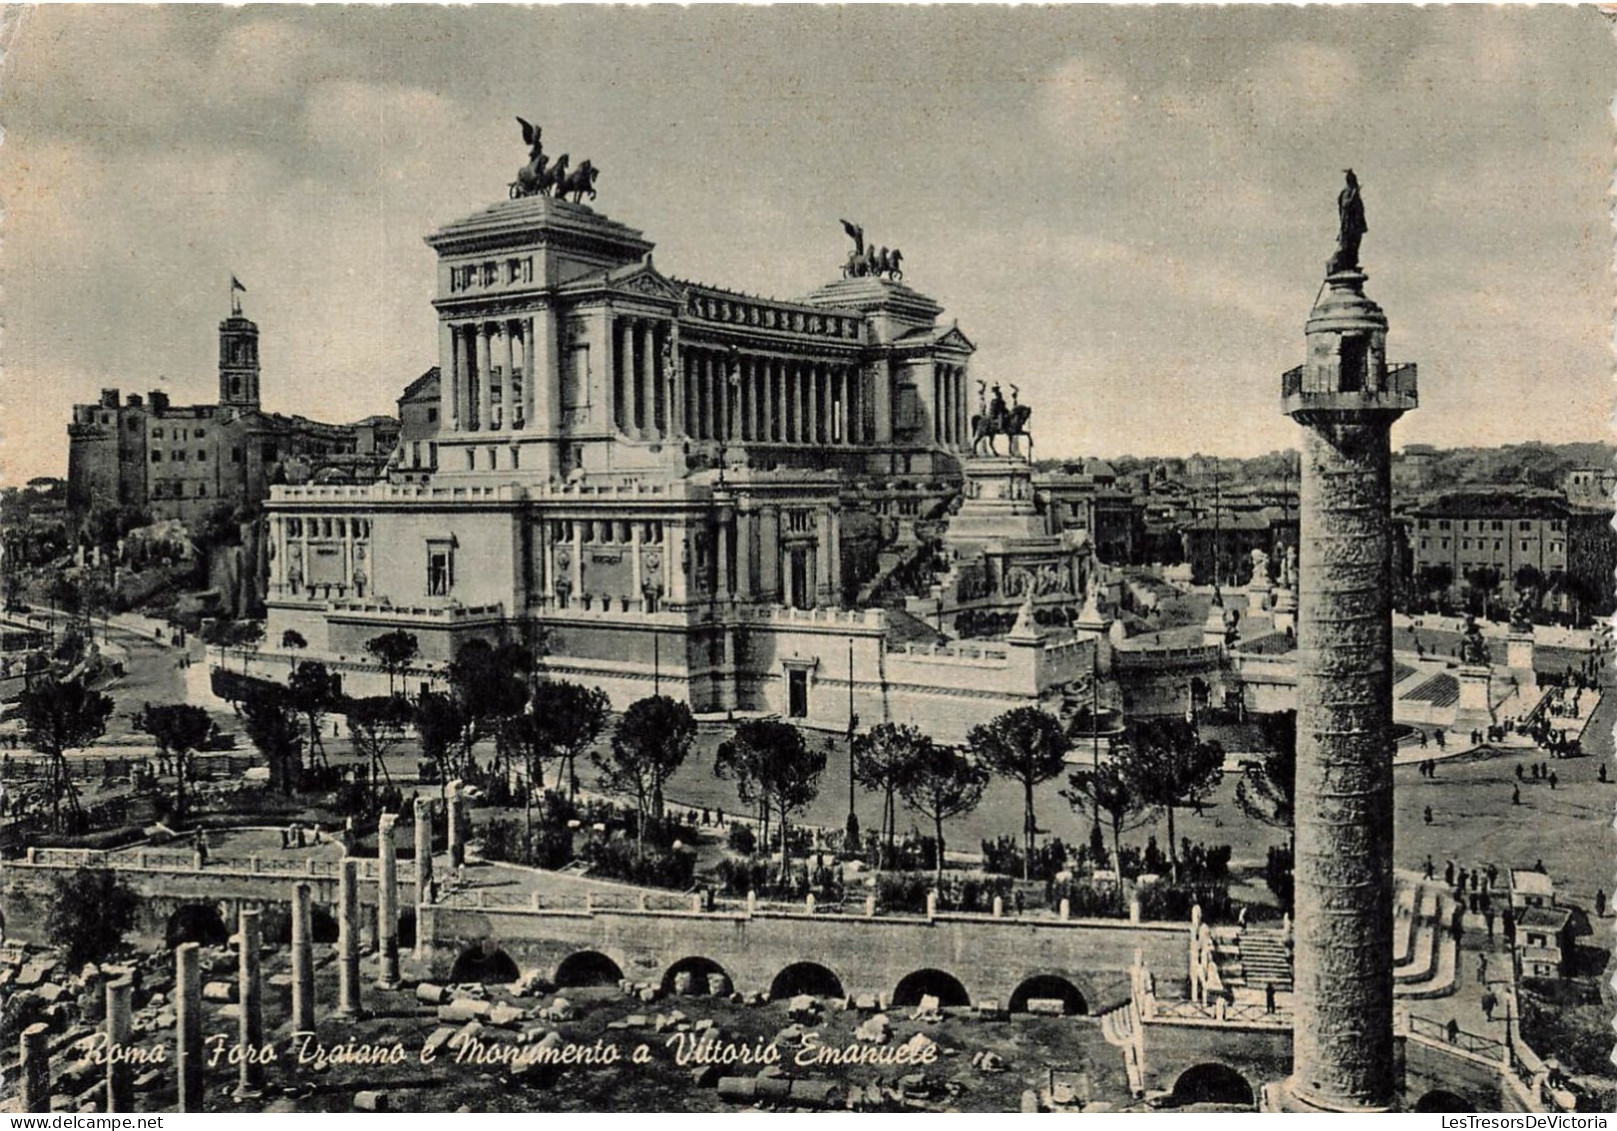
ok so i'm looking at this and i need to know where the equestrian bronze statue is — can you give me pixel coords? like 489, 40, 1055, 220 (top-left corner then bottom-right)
511, 118, 601, 202
970, 381, 1034, 457
839, 219, 904, 280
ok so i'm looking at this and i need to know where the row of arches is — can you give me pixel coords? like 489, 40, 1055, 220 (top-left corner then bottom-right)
165, 901, 421, 950
454, 947, 1092, 1016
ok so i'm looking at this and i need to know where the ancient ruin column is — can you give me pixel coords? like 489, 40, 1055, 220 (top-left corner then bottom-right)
377, 812, 401, 988
235, 908, 264, 1096
105, 977, 134, 1111
175, 941, 204, 1112
336, 857, 363, 1018
20, 1022, 50, 1113
291, 882, 315, 1032
414, 797, 434, 908
448, 781, 466, 868
1278, 262, 1416, 1113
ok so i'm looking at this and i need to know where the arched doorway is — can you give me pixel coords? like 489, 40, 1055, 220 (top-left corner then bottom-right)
1170, 1064, 1255, 1108
891, 969, 970, 1009
165, 904, 229, 949
662, 956, 732, 996
555, 951, 625, 989
1412, 1090, 1476, 1113
449, 942, 520, 984
768, 962, 845, 1002
1008, 975, 1088, 1016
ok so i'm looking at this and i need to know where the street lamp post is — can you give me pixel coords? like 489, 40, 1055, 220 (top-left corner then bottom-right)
845, 639, 859, 847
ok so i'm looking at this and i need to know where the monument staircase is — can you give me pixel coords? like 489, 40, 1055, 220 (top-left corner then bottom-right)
1207, 877, 1457, 1003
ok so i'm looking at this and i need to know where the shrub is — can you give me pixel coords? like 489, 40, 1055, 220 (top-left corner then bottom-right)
713, 855, 772, 897
582, 836, 695, 890
726, 823, 757, 855
46, 869, 139, 968
1265, 844, 1294, 911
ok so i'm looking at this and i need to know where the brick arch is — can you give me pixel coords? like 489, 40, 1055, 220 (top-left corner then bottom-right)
768, 962, 845, 1002
1169, 1063, 1256, 1109
165, 903, 229, 949
554, 950, 625, 989
661, 956, 732, 997
891, 968, 970, 1009
450, 941, 520, 984
1007, 974, 1088, 1015
1411, 1090, 1477, 1113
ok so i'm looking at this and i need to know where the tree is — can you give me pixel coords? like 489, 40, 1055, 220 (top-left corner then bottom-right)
135, 703, 214, 823
447, 639, 531, 772
852, 722, 929, 867
529, 681, 611, 801
346, 696, 409, 798
46, 869, 139, 968
968, 706, 1071, 880
495, 713, 552, 845
716, 719, 826, 882
365, 629, 420, 698
900, 744, 989, 890
287, 661, 334, 767
19, 675, 114, 832
1116, 717, 1224, 882
1235, 710, 1297, 855
412, 691, 467, 796
596, 695, 696, 856
1063, 762, 1148, 877
238, 684, 303, 795
280, 629, 307, 674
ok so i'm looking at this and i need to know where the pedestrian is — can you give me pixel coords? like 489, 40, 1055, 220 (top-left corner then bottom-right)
1549, 771, 1558, 791
1484, 907, 1496, 940
1503, 908, 1515, 944
1476, 954, 1487, 984
1597, 890, 1607, 917
1014, 890, 1025, 916
1444, 860, 1455, 886
1600, 764, 1608, 784
1446, 1018, 1459, 1044
1482, 991, 1497, 1021
1265, 981, 1276, 1015
1515, 763, 1524, 782
279, 828, 289, 849
1435, 730, 1445, 751
1470, 871, 1479, 892
1424, 855, 1434, 881
1534, 858, 1546, 874
1423, 805, 1433, 826
1419, 730, 1429, 749
1487, 863, 1498, 887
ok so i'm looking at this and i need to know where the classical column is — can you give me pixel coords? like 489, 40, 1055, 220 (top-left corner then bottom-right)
476, 324, 493, 433
20, 1022, 50, 1113
175, 942, 204, 1112
291, 882, 315, 1031
636, 320, 655, 439
631, 521, 644, 611
762, 359, 776, 441
821, 364, 834, 444
760, 506, 781, 599
735, 503, 755, 600
738, 357, 752, 441
525, 313, 542, 435
502, 321, 517, 430
667, 522, 689, 604
377, 812, 400, 987
413, 798, 434, 907
571, 519, 584, 598
440, 321, 457, 432
105, 977, 134, 1111
337, 857, 362, 1017
611, 317, 628, 435
235, 908, 264, 1097
448, 781, 466, 868
716, 518, 732, 602
814, 510, 833, 605
829, 505, 843, 602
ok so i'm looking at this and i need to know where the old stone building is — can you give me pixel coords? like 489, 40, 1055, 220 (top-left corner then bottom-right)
65, 302, 400, 533
251, 156, 1113, 739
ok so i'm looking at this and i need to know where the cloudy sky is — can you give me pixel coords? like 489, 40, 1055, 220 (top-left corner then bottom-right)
2, 6, 1612, 483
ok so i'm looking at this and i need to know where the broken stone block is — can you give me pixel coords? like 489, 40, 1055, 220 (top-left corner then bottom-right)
544, 997, 577, 1021
353, 1091, 390, 1112
202, 980, 236, 1003
415, 982, 449, 1005
437, 998, 491, 1023
773, 1024, 805, 1047
422, 1027, 457, 1058
36, 983, 65, 1005
217, 1003, 242, 1022
133, 1070, 162, 1092
450, 983, 488, 1001
853, 1014, 892, 1044
622, 1013, 651, 1028
693, 1018, 714, 1033
1026, 998, 1065, 1017
638, 987, 660, 1003
450, 1020, 484, 1049
267, 974, 293, 989
672, 971, 696, 996
706, 973, 731, 996
486, 1002, 525, 1028
853, 993, 880, 1013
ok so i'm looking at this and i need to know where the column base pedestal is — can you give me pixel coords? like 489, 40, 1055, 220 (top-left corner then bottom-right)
1262, 1079, 1396, 1113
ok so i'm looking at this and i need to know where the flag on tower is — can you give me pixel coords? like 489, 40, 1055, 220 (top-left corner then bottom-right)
231, 274, 246, 293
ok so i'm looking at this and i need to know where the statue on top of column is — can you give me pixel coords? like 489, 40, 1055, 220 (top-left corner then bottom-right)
1327, 168, 1367, 275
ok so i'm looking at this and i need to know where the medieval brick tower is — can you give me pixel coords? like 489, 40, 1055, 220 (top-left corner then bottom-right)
1276, 174, 1417, 1112
218, 300, 261, 410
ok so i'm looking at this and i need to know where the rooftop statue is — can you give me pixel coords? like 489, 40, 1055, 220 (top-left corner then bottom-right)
511, 118, 600, 202
839, 219, 904, 281
1327, 168, 1367, 275
1460, 615, 1490, 666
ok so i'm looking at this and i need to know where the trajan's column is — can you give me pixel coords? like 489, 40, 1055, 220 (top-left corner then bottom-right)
1273, 171, 1417, 1112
